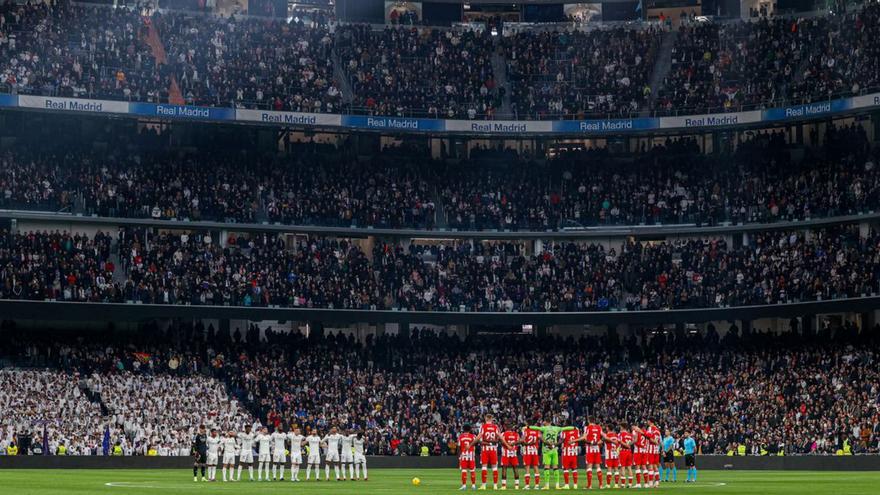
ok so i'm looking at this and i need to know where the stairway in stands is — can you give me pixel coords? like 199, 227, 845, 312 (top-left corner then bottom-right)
109, 251, 128, 285
142, 16, 184, 105
644, 29, 678, 113
491, 50, 514, 119
332, 50, 356, 110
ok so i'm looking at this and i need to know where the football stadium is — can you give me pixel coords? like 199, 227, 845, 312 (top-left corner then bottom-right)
0, 0, 879, 493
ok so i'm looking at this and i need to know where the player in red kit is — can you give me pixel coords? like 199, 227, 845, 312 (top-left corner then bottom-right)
576, 418, 608, 490
560, 426, 581, 489
632, 425, 650, 488
479, 414, 502, 490
520, 427, 541, 490
603, 428, 622, 488
617, 423, 635, 488
645, 422, 662, 488
500, 428, 520, 490
458, 425, 479, 490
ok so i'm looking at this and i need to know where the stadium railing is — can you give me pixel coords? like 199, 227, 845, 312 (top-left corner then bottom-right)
1, 294, 879, 325
3, 208, 878, 239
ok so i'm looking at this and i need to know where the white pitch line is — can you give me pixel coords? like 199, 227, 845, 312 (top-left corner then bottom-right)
104, 482, 164, 488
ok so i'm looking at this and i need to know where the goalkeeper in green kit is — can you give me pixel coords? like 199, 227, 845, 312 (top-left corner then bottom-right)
529, 419, 576, 490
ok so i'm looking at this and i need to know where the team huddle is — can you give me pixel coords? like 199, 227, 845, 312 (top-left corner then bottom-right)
190, 425, 367, 483
457, 414, 698, 490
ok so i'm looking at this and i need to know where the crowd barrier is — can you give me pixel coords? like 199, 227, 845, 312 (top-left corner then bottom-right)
3, 92, 879, 136
0, 295, 879, 325
5, 209, 878, 240
1, 455, 878, 470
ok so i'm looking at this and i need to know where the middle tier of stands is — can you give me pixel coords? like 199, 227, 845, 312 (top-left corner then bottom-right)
0, 222, 877, 312
1, 1, 879, 119
0, 125, 875, 231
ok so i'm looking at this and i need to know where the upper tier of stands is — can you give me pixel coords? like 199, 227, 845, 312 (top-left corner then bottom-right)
1, 2, 878, 119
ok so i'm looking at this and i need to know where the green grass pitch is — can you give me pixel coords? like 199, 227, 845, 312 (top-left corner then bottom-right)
0, 469, 878, 495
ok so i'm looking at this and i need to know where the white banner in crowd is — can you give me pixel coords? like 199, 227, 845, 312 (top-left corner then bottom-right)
18, 95, 129, 114
3, 91, 880, 135
657, 110, 764, 130
236, 109, 343, 127
444, 119, 554, 134
850, 93, 880, 110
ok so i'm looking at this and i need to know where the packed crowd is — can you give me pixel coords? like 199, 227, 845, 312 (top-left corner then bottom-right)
94, 372, 253, 455
374, 225, 880, 312
504, 27, 661, 119
336, 25, 499, 118
156, 11, 342, 111
0, 2, 163, 101
655, 5, 880, 115
0, 325, 254, 455
0, 369, 105, 456
653, 16, 829, 114
0, 123, 876, 231
1, 321, 878, 456
1, 220, 879, 312
116, 229, 381, 309
2, 3, 879, 117
788, 2, 880, 104
442, 125, 877, 230
0, 229, 116, 302
0, 150, 436, 228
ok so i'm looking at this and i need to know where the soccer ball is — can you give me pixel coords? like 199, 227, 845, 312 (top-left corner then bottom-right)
412, 477, 421, 486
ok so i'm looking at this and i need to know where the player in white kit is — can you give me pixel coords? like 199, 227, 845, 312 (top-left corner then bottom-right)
206, 429, 221, 481
237, 425, 256, 481
255, 427, 272, 481
305, 429, 323, 481
288, 427, 305, 482
221, 431, 238, 482
323, 426, 343, 481
340, 430, 355, 480
352, 432, 368, 481
271, 425, 289, 481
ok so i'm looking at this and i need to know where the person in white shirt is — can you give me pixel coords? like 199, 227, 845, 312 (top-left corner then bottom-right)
305, 429, 323, 481
353, 432, 368, 481
323, 426, 343, 481
271, 426, 288, 481
340, 431, 355, 480
288, 427, 305, 482
255, 427, 272, 481
206, 429, 221, 481
221, 431, 238, 482
237, 425, 255, 481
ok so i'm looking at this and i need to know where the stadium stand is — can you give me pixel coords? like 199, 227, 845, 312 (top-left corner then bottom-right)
2, 1, 880, 474
0, 322, 255, 456
0, 222, 876, 311
0, 2, 164, 101
336, 24, 499, 119
653, 16, 831, 114
1, 323, 877, 455
0, 123, 875, 230
2, 2, 879, 119
788, 3, 880, 105
156, 10, 342, 111
504, 26, 662, 119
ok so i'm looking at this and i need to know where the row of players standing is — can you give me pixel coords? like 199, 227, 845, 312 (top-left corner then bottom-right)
457, 414, 698, 490
191, 424, 368, 482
